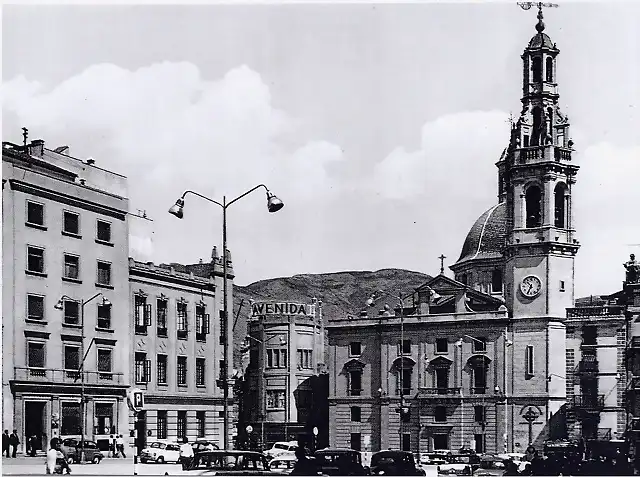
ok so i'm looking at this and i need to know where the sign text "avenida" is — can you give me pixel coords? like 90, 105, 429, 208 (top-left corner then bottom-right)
251, 302, 309, 316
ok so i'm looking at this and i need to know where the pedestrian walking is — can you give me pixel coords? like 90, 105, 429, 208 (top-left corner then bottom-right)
3, 430, 9, 458
179, 437, 194, 470
290, 447, 317, 476
9, 430, 20, 458
29, 435, 38, 457
115, 435, 126, 458
108, 435, 115, 458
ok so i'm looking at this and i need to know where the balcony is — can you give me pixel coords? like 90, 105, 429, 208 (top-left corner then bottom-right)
576, 359, 599, 375
566, 306, 624, 319
569, 394, 605, 412
416, 387, 461, 398
348, 388, 362, 397
471, 387, 487, 395
13, 367, 125, 385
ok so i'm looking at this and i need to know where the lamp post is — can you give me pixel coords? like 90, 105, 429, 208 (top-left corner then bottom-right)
456, 333, 512, 452
366, 288, 438, 451
54, 293, 111, 463
169, 185, 283, 451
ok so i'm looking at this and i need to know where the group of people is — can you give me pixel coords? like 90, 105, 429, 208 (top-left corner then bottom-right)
2, 430, 20, 458
108, 434, 127, 458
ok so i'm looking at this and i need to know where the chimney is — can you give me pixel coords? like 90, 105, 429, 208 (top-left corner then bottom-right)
28, 139, 44, 158
211, 246, 219, 262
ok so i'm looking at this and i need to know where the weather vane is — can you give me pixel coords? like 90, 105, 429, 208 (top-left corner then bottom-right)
517, 2, 559, 11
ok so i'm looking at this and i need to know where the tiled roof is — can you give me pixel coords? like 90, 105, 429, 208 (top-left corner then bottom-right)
455, 202, 507, 265
528, 33, 555, 49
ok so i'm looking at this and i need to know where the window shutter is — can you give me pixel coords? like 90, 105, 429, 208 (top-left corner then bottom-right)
145, 304, 152, 326
145, 359, 151, 382
205, 314, 210, 334
196, 314, 202, 333
135, 303, 143, 326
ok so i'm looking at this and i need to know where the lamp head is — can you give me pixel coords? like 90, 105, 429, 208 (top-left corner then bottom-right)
455, 339, 463, 347
54, 299, 64, 310
168, 198, 185, 219
101, 297, 111, 306
266, 191, 284, 213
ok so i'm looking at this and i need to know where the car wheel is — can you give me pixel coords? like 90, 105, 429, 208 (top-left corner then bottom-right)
156, 456, 165, 464
92, 456, 101, 464
67, 457, 75, 465
140, 458, 147, 464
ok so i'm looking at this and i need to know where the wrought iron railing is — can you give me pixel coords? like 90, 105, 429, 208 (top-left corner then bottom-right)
13, 367, 125, 384
471, 386, 487, 395
417, 387, 461, 396
570, 394, 605, 411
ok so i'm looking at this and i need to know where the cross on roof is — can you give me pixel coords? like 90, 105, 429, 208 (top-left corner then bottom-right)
438, 254, 447, 274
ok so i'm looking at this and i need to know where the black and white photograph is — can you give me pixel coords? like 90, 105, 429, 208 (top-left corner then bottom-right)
2, 1, 639, 476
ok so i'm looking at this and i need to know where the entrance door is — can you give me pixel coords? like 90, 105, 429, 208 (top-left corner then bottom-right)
25, 401, 47, 453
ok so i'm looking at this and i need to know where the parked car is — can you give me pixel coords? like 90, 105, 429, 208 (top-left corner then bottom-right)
313, 448, 368, 476
59, 438, 103, 464
370, 450, 425, 476
268, 454, 298, 475
264, 441, 299, 460
139, 441, 181, 463
420, 452, 449, 465
192, 440, 219, 455
437, 453, 480, 475
183, 450, 273, 475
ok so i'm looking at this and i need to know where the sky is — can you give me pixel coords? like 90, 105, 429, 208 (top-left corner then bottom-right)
2, 2, 639, 298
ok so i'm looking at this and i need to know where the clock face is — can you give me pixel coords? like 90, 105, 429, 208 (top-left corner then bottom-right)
520, 275, 542, 298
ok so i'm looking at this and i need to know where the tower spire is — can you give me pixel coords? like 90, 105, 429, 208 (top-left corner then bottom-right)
535, 3, 545, 32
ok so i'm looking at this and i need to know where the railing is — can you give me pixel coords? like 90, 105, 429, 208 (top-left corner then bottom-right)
570, 394, 605, 411
471, 387, 487, 395
395, 388, 412, 396
157, 327, 168, 338
177, 329, 188, 340
348, 388, 362, 397
417, 387, 461, 397
576, 359, 599, 374
13, 367, 125, 384
196, 332, 207, 342
554, 148, 572, 162
135, 324, 148, 334
520, 147, 543, 162
566, 306, 624, 318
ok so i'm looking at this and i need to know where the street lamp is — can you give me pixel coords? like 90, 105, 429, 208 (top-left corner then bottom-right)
169, 184, 283, 450
54, 293, 111, 463
457, 332, 512, 453
366, 288, 437, 452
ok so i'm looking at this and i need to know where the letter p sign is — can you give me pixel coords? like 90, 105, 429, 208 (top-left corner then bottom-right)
128, 388, 145, 412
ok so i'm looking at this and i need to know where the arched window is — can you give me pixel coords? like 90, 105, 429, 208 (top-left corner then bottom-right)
526, 185, 542, 228
532, 57, 542, 83
546, 57, 553, 82
554, 183, 568, 228
531, 107, 542, 146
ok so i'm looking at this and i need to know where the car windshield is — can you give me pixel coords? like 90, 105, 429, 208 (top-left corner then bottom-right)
274, 444, 289, 450
194, 453, 267, 471
451, 456, 471, 464
372, 454, 414, 466
150, 442, 165, 449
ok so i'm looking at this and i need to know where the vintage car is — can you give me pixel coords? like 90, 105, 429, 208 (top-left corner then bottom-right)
313, 448, 368, 476
139, 440, 181, 463
436, 453, 480, 475
180, 450, 274, 475
369, 450, 425, 476
264, 441, 299, 460
268, 454, 298, 475
59, 438, 103, 464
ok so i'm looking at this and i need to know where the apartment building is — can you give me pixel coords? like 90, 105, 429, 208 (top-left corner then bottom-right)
2, 139, 130, 453
128, 254, 232, 451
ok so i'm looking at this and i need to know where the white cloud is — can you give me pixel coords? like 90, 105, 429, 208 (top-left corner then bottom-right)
2, 62, 345, 263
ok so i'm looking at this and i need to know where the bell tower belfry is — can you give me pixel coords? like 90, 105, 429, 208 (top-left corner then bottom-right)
501, 6, 580, 319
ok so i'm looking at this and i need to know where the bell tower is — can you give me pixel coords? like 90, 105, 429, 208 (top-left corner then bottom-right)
502, 6, 580, 319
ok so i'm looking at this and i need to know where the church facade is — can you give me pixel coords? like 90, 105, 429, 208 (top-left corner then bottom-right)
326, 9, 603, 456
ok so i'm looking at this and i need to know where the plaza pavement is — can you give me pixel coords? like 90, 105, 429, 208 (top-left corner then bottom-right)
1, 456, 182, 476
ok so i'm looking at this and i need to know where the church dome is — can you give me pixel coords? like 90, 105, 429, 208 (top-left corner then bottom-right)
455, 202, 508, 265
528, 32, 555, 49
